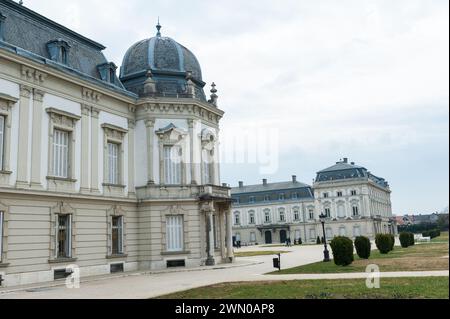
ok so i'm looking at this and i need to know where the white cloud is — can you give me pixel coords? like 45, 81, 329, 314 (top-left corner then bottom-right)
23, 0, 449, 212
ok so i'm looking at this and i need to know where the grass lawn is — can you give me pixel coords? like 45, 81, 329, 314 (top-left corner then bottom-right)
157, 276, 449, 299
268, 241, 449, 274
234, 250, 291, 257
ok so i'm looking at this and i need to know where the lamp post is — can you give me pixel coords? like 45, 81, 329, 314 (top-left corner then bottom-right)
319, 212, 330, 262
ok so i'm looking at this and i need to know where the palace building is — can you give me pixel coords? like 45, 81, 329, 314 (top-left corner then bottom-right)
0, 0, 233, 287
231, 158, 396, 245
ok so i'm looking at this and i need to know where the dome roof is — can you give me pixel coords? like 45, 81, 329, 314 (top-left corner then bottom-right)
119, 23, 206, 100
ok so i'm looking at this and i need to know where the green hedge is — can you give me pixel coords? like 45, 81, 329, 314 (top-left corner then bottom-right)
354, 236, 371, 259
375, 234, 392, 254
422, 229, 441, 239
388, 234, 395, 251
330, 236, 354, 266
408, 232, 415, 246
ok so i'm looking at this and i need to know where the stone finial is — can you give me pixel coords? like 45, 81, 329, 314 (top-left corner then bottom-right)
143, 70, 157, 94
156, 17, 162, 37
208, 82, 218, 106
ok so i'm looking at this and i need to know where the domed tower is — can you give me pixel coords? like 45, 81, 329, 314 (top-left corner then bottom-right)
121, 22, 233, 267
120, 22, 206, 100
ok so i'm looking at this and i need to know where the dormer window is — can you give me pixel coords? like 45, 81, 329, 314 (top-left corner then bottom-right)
46, 39, 70, 65
97, 62, 118, 84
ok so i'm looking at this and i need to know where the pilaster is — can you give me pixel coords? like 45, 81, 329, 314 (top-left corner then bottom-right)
15, 85, 32, 188
145, 118, 155, 184
80, 104, 91, 193
90, 106, 100, 193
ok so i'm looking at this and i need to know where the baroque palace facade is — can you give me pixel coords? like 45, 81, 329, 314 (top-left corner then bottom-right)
0, 0, 233, 287
231, 158, 396, 245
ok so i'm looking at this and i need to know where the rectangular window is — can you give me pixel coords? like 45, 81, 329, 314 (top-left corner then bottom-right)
351, 190, 357, 196
309, 209, 314, 220
249, 196, 255, 203
249, 213, 255, 224
337, 191, 343, 197
166, 215, 183, 251
56, 214, 71, 258
264, 211, 271, 223
264, 195, 270, 201
0, 211, 3, 263
107, 142, 119, 184
53, 129, 69, 178
352, 206, 359, 216
164, 146, 181, 184
278, 193, 285, 200
111, 216, 123, 255
294, 210, 300, 221
250, 232, 256, 242
309, 229, 316, 239
0, 116, 4, 170
325, 208, 331, 218
323, 192, 329, 198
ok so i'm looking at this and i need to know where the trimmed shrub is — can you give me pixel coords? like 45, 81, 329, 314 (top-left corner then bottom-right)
375, 234, 392, 254
330, 236, 354, 266
408, 232, 415, 246
423, 229, 441, 239
399, 232, 411, 248
316, 236, 321, 244
388, 234, 395, 251
354, 236, 371, 259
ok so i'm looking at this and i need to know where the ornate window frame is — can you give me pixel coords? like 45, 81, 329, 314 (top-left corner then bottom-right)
101, 123, 128, 191
160, 205, 190, 255
0, 93, 18, 184
49, 201, 77, 263
46, 108, 80, 184
292, 206, 300, 221
156, 124, 187, 185
248, 210, 255, 225
106, 205, 127, 258
263, 208, 271, 223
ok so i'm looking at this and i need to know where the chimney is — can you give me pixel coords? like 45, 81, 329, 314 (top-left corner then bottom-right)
292, 175, 297, 183
343, 158, 348, 163
238, 181, 243, 188
262, 179, 267, 186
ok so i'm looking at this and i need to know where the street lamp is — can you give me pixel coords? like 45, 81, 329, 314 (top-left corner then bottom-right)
319, 212, 330, 262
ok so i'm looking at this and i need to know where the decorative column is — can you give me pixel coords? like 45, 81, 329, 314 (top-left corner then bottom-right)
188, 119, 197, 185
145, 118, 155, 184
29, 89, 45, 189
16, 85, 32, 188
226, 209, 233, 261
205, 208, 215, 266
80, 104, 91, 193
127, 118, 135, 196
90, 107, 100, 193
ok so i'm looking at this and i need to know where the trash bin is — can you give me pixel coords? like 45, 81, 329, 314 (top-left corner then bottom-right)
273, 257, 279, 269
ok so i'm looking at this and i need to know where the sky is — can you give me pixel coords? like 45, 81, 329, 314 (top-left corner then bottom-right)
21, 0, 449, 215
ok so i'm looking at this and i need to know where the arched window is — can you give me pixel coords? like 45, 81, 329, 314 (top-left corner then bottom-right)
264, 209, 271, 223
279, 208, 285, 222
234, 211, 240, 225
248, 210, 255, 224
293, 207, 300, 221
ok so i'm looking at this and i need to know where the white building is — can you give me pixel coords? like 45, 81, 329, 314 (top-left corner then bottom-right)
0, 0, 233, 287
231, 158, 396, 245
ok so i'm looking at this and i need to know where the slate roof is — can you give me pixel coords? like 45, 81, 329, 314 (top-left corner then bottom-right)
231, 181, 311, 194
315, 159, 389, 189
120, 28, 206, 100
0, 0, 134, 97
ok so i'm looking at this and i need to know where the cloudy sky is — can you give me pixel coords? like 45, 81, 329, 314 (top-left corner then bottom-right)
23, 0, 449, 214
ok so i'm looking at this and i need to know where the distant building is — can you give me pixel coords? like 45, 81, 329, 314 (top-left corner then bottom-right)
231, 158, 396, 245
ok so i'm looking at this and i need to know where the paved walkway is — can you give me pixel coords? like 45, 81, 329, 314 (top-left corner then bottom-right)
0, 243, 447, 299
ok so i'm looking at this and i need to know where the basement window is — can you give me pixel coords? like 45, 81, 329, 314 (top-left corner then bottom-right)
110, 263, 124, 273
166, 259, 185, 268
